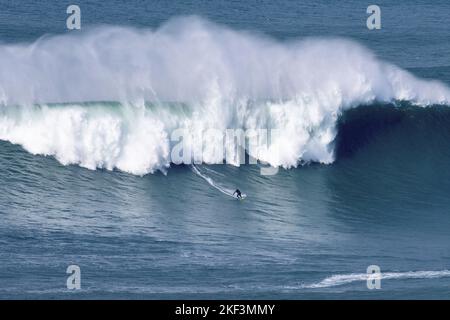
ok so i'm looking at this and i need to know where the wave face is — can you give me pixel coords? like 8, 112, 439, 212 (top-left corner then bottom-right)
1, 16, 450, 175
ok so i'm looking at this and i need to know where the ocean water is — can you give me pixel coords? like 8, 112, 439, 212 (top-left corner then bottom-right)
1, 0, 450, 299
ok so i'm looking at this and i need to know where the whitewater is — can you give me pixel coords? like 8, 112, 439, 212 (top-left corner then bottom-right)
300, 270, 450, 289
1, 16, 449, 175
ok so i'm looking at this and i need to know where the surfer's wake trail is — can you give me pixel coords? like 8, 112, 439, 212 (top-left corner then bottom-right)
0, 16, 449, 175
191, 165, 245, 199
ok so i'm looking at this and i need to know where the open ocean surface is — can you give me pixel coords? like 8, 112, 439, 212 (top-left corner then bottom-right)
1, 0, 450, 299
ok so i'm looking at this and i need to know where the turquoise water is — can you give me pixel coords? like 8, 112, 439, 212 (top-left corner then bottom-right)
1, 1, 450, 299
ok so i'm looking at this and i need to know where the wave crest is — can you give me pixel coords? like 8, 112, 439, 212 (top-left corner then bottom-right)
1, 17, 449, 174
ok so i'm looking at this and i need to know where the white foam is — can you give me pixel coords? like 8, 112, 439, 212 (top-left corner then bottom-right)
0, 17, 449, 174
302, 270, 450, 289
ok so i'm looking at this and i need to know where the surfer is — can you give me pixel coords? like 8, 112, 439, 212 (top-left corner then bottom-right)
233, 189, 242, 200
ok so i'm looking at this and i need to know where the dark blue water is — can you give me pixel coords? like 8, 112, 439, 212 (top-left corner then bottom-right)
1, 1, 450, 299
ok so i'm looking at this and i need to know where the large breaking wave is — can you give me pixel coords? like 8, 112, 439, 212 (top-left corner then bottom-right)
0, 16, 449, 175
